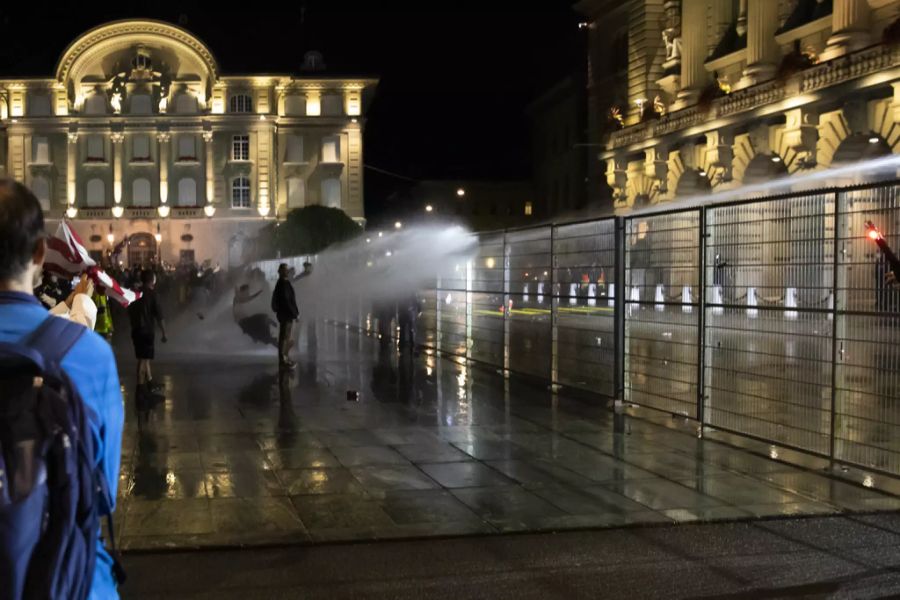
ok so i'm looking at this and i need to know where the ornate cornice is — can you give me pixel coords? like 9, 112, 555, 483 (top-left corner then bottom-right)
55, 20, 219, 84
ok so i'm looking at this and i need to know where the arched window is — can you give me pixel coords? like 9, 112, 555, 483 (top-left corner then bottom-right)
132, 178, 151, 206
177, 135, 196, 161
32, 175, 50, 211
321, 177, 341, 208
177, 178, 197, 206
84, 93, 107, 115
230, 94, 253, 113
86, 178, 106, 207
231, 177, 251, 208
287, 177, 305, 208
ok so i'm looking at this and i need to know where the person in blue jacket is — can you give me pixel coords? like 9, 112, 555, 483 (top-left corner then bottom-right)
0, 179, 124, 599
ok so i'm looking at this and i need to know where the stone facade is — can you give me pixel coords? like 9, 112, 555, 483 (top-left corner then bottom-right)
576, 0, 900, 211
0, 20, 376, 267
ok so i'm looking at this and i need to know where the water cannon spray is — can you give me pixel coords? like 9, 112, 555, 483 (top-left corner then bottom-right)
865, 220, 900, 281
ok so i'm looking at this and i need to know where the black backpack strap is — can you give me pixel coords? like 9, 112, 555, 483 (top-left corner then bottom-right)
26, 316, 86, 368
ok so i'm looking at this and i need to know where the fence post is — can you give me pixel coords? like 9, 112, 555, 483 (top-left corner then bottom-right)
697, 208, 708, 427
614, 217, 626, 406
550, 226, 558, 386
829, 191, 842, 465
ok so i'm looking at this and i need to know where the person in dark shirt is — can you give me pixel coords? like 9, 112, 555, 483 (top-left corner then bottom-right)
271, 263, 299, 368
128, 269, 167, 395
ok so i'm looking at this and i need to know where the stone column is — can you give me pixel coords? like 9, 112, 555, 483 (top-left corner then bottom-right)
739, 0, 779, 88
66, 131, 78, 209
675, 0, 709, 108
821, 0, 871, 60
157, 131, 170, 206
203, 129, 214, 206
111, 131, 124, 205
708, 0, 735, 58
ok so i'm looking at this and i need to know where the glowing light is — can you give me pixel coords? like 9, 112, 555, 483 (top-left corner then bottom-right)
771, 155, 782, 163
106, 232, 114, 244
445, 293, 453, 304
157, 205, 170, 218
869, 136, 880, 144
154, 232, 162, 243
259, 115, 266, 121
385, 251, 392, 257
394, 221, 402, 229
365, 238, 371, 243
378, 231, 383, 238
258, 205, 270, 217
111, 205, 124, 219
486, 257, 496, 269
425, 204, 433, 212
203, 204, 216, 218
699, 170, 707, 177
456, 188, 465, 197
65, 205, 78, 219
351, 118, 358, 124
769, 447, 779, 460
868, 229, 881, 241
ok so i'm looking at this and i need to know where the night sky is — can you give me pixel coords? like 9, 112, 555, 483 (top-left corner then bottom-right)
0, 2, 583, 219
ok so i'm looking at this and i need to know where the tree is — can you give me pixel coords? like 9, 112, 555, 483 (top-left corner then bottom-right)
272, 205, 363, 257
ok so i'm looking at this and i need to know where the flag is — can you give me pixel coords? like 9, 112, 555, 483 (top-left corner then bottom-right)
44, 221, 142, 306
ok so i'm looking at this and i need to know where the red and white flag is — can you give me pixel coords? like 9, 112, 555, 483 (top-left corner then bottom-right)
44, 221, 141, 306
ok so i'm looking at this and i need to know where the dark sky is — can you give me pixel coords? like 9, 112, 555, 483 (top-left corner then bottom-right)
0, 2, 583, 218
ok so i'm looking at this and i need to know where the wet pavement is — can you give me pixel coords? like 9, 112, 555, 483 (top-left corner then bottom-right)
112, 321, 900, 550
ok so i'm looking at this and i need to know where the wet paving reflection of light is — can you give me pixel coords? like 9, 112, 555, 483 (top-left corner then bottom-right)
109, 320, 900, 550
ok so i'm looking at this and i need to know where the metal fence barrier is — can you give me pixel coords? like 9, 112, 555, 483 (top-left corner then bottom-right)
327, 180, 900, 477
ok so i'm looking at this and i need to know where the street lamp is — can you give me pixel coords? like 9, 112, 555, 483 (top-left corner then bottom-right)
106, 225, 114, 244
425, 204, 433, 212
456, 188, 465, 197
154, 223, 162, 244
394, 221, 402, 229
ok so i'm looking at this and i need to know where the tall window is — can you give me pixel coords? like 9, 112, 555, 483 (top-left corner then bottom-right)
321, 94, 342, 116
132, 178, 151, 206
85, 94, 107, 115
287, 177, 305, 208
177, 178, 197, 206
177, 135, 196, 160
27, 94, 52, 116
230, 94, 253, 113
321, 136, 340, 163
232, 135, 250, 161
321, 177, 340, 208
174, 93, 197, 114
130, 94, 152, 115
32, 175, 50, 211
86, 178, 105, 207
285, 134, 304, 163
231, 177, 251, 208
87, 136, 105, 162
32, 136, 50, 163
132, 135, 151, 161
284, 95, 306, 116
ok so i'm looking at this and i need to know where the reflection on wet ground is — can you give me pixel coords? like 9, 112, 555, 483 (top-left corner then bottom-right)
113, 322, 900, 550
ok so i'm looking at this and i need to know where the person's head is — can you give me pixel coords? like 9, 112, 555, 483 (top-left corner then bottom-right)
0, 179, 46, 291
278, 263, 289, 278
141, 269, 157, 290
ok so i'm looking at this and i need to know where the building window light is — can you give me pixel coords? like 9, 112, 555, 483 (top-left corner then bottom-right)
524, 201, 533, 216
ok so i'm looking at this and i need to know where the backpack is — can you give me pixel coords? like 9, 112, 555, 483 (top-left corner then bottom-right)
0, 316, 122, 599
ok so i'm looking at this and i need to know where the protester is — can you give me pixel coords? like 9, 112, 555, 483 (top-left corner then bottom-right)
0, 178, 123, 599
93, 285, 114, 342
397, 291, 421, 351
128, 269, 168, 396
271, 262, 299, 368
50, 272, 98, 330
